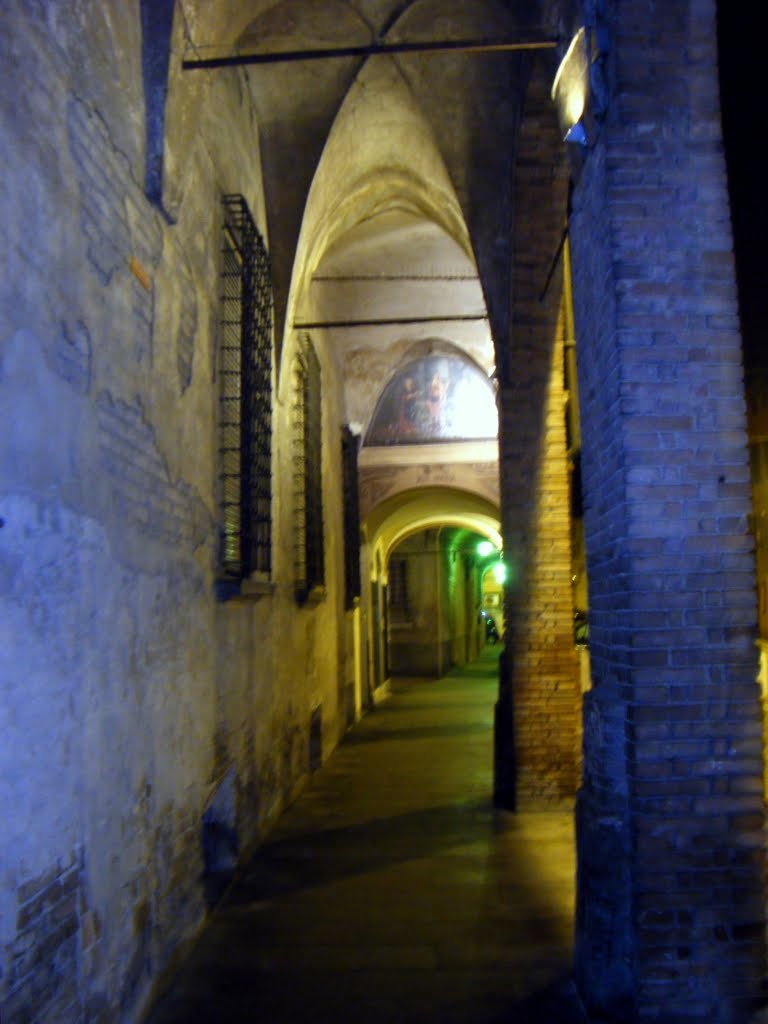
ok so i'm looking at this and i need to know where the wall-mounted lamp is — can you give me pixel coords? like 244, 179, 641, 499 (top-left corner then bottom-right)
563, 120, 588, 146
552, 27, 590, 146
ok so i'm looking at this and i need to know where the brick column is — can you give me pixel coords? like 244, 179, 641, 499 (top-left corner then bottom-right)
570, 2, 765, 1019
496, 57, 581, 807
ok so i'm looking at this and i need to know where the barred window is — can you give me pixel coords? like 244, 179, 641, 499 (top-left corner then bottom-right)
341, 426, 362, 609
218, 194, 273, 583
293, 334, 324, 602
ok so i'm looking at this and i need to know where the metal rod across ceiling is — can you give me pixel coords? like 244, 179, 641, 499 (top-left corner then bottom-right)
182, 36, 558, 71
294, 315, 488, 329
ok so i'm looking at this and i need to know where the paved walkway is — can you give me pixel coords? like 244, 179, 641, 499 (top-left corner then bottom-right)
146, 648, 586, 1023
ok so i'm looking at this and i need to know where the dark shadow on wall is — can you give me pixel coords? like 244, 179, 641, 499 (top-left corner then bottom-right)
717, 2, 763, 373
140, 0, 175, 207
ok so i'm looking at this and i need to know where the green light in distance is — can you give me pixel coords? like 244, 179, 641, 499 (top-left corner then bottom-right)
492, 561, 507, 585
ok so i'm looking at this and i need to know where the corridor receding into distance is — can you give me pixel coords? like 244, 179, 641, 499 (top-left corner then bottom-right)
2, 3, 765, 1023
147, 647, 583, 1024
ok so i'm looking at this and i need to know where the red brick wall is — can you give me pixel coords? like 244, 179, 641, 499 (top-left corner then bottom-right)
498, 53, 581, 806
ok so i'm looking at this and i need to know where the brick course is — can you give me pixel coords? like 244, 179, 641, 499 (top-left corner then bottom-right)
497, 55, 581, 807
0, 851, 100, 1024
570, 1, 765, 1020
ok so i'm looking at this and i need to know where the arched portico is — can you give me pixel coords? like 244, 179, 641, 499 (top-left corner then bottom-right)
361, 487, 501, 692
1, 2, 764, 1022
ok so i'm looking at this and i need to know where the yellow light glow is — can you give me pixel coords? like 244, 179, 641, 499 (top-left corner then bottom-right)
565, 90, 585, 130
450, 376, 499, 439
551, 27, 588, 135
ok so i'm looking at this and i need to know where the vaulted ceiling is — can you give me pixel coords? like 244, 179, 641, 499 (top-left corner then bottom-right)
176, 0, 565, 364
172, 0, 570, 551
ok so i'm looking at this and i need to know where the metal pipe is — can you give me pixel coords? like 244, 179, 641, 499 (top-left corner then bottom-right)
293, 314, 488, 329
539, 222, 569, 302
182, 36, 558, 71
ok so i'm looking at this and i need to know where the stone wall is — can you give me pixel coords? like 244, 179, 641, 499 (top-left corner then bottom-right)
386, 530, 482, 678
388, 531, 449, 677
0, 3, 350, 1019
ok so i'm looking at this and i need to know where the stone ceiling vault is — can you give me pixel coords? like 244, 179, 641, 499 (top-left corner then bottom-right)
177, 0, 559, 367
173, 0, 563, 556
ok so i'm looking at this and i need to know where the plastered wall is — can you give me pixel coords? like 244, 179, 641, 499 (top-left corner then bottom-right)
0, 3, 349, 1019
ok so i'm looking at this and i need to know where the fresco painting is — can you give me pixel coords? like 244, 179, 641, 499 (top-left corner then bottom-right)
365, 356, 498, 446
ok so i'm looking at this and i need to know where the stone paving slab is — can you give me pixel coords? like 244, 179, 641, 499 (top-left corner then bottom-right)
145, 649, 587, 1023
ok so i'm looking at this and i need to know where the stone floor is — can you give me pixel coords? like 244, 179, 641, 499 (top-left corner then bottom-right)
145, 647, 587, 1023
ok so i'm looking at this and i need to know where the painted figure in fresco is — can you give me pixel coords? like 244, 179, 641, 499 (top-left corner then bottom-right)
365, 354, 498, 446
426, 370, 447, 432
398, 376, 421, 436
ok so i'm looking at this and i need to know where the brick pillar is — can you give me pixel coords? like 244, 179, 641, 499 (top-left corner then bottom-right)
496, 57, 581, 807
498, 326, 582, 804
570, 2, 766, 1020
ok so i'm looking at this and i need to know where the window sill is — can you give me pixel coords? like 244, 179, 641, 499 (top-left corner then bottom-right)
215, 574, 276, 603
297, 584, 327, 607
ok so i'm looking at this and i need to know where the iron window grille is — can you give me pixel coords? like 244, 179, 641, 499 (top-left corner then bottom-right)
293, 334, 324, 602
218, 194, 273, 582
341, 426, 362, 609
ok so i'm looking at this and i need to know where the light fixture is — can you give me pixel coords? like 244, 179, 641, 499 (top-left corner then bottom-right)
564, 120, 587, 146
552, 27, 590, 146
492, 561, 507, 585
477, 540, 495, 558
